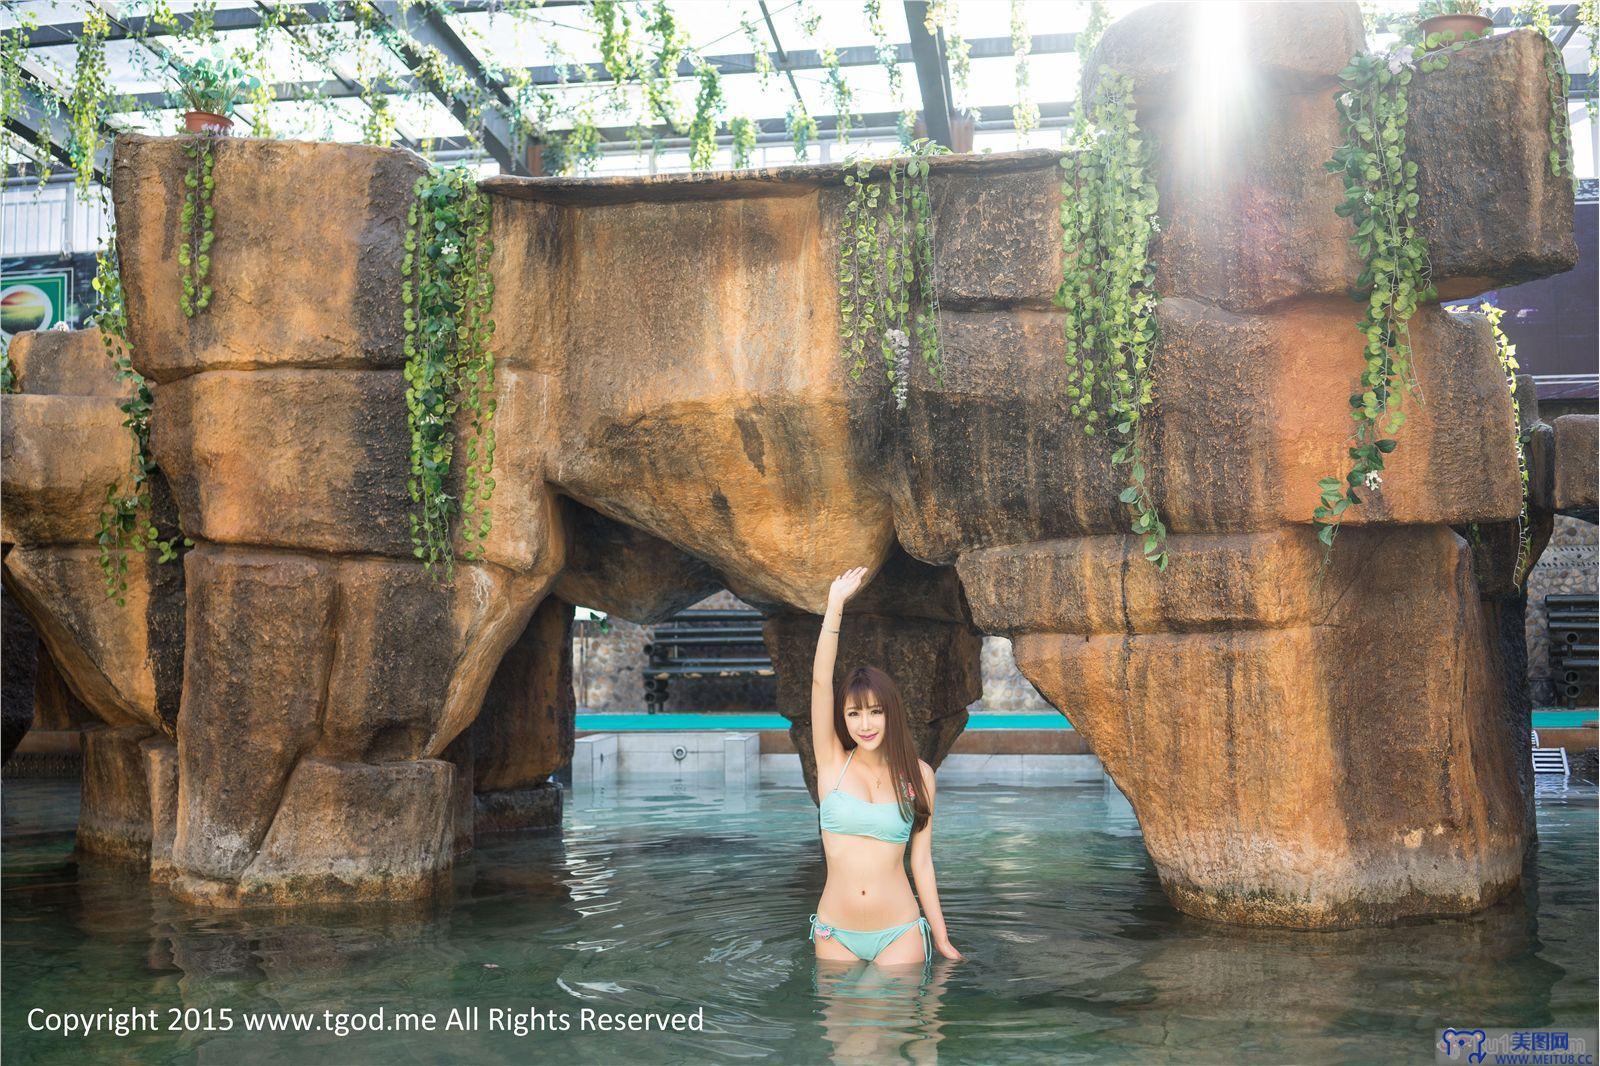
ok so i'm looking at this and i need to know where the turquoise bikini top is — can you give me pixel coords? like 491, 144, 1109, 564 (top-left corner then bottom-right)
819, 750, 913, 845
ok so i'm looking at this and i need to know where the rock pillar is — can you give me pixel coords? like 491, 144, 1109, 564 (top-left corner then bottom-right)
959, 527, 1525, 929
469, 595, 576, 833
112, 134, 565, 906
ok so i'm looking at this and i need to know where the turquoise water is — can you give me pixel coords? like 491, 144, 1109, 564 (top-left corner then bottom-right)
575, 710, 1598, 731
3, 776, 1595, 1064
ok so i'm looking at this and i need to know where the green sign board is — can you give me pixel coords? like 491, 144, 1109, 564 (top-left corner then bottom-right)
0, 270, 71, 339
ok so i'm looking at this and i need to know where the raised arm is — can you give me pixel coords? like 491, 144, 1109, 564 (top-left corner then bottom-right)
812, 567, 867, 774
909, 762, 962, 960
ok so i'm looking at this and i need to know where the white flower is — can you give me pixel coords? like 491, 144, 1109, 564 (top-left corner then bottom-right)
440, 240, 460, 258
1362, 471, 1383, 491
887, 329, 911, 411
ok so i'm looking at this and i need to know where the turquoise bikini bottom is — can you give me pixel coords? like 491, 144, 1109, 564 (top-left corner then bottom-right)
809, 913, 931, 963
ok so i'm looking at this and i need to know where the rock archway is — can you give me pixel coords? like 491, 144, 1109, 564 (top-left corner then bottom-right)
3, 2, 1593, 927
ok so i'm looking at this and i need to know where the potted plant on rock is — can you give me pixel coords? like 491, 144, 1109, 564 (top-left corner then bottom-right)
1416, 0, 1494, 52
173, 49, 261, 135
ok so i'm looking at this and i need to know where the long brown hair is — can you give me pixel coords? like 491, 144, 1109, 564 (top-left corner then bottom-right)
833, 666, 930, 832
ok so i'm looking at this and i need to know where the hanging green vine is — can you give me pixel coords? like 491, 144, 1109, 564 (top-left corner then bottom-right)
824, 47, 854, 145
799, 4, 853, 146
926, 1, 973, 118
68, 7, 110, 197
0, 341, 14, 394
837, 141, 947, 408
593, 0, 635, 87
1315, 48, 1428, 548
1010, 0, 1039, 138
1057, 71, 1166, 570
642, 0, 688, 130
741, 12, 776, 86
1, 21, 37, 174
1077, 0, 1111, 60
1476, 302, 1533, 584
92, 236, 189, 605
730, 116, 758, 169
688, 62, 725, 170
1539, 33, 1573, 178
1313, 31, 1484, 550
402, 167, 498, 582
787, 102, 819, 160
865, 0, 911, 146
177, 133, 217, 317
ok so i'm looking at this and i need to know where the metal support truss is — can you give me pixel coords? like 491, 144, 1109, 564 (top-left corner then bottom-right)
903, 0, 953, 148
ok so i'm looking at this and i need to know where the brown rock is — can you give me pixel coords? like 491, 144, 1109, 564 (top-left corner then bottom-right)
847, 548, 975, 624
33, 633, 101, 730
313, 557, 551, 762
866, 298, 1521, 564
958, 529, 1316, 636
193, 757, 455, 907
489, 183, 897, 610
144, 736, 179, 881
1155, 299, 1522, 530
174, 543, 551, 893
441, 731, 476, 859
475, 783, 563, 834
1, 395, 132, 545
113, 133, 426, 384
174, 547, 336, 881
2, 546, 180, 731
1410, 30, 1579, 299
553, 500, 723, 623
1552, 414, 1597, 519
1526, 421, 1556, 513
926, 157, 1062, 307
77, 725, 156, 863
962, 526, 1525, 929
150, 369, 414, 558
63, 8, 1571, 921
470, 595, 575, 793
7, 328, 126, 396
1143, 91, 1362, 312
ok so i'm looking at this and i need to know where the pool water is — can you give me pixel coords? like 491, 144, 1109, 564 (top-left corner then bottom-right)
3, 776, 1596, 1064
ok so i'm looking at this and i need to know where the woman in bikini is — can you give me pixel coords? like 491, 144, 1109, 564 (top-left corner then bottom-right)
808, 566, 962, 966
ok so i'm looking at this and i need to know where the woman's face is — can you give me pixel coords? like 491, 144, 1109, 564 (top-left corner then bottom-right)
843, 696, 888, 751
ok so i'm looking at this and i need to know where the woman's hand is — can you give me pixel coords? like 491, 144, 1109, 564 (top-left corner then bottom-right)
934, 938, 963, 961
827, 567, 868, 609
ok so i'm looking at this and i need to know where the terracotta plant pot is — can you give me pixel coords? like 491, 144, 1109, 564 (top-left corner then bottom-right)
1417, 13, 1494, 51
184, 110, 233, 135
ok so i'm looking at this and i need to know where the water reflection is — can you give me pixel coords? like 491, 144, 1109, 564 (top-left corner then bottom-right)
3, 777, 1594, 1064
813, 957, 954, 1063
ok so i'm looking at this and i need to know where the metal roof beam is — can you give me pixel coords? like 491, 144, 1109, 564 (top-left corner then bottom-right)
903, 1, 953, 148
17, 1, 586, 49
365, 1, 523, 174
2, 75, 111, 184
106, 31, 1083, 113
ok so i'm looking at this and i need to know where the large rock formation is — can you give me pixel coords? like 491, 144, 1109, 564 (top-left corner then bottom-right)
5, 2, 1580, 924
0, 328, 186, 861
